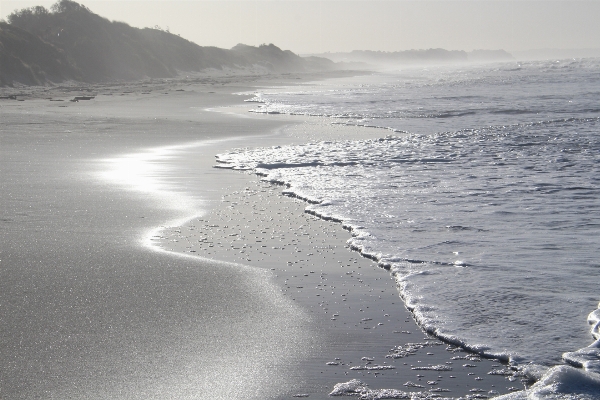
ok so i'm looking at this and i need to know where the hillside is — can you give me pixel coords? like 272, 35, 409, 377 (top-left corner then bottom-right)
0, 22, 82, 86
0, 0, 335, 86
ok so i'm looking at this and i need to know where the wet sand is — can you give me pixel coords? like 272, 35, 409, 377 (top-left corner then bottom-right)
1, 74, 321, 399
156, 174, 528, 399
152, 95, 529, 397
1, 72, 528, 399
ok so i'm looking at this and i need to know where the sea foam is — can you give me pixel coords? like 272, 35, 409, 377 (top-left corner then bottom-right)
221, 59, 600, 398
216, 118, 600, 393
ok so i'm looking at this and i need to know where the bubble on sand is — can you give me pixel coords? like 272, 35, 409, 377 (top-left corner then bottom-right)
411, 365, 453, 371
488, 368, 514, 376
387, 342, 436, 359
330, 379, 447, 399
350, 365, 396, 371
329, 379, 368, 396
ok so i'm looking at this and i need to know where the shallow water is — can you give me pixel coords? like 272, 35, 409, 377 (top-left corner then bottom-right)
220, 59, 600, 371
245, 58, 600, 134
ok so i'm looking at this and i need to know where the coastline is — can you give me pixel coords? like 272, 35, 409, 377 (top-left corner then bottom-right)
2, 71, 525, 398
151, 87, 529, 397
210, 74, 600, 399
0, 69, 367, 101
156, 176, 527, 398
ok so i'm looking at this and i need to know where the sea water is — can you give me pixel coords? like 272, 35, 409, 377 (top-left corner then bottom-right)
218, 59, 600, 397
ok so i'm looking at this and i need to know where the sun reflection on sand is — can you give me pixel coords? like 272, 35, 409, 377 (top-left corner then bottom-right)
97, 137, 242, 251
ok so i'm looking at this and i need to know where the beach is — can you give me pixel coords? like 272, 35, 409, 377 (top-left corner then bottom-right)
156, 176, 527, 398
2, 72, 532, 399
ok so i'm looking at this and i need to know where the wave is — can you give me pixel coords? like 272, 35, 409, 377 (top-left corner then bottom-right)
242, 58, 600, 139
216, 117, 600, 398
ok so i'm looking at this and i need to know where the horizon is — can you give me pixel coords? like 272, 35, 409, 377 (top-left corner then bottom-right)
1, 0, 600, 55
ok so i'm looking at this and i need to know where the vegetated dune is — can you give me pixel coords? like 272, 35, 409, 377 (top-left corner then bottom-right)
0, 0, 335, 86
0, 22, 82, 86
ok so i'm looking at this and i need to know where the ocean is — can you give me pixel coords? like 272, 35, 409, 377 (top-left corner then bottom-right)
218, 59, 600, 397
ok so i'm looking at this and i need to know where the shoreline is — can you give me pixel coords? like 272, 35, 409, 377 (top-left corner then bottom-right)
151, 94, 529, 397
0, 69, 370, 101
213, 85, 600, 387
2, 70, 536, 398
155, 177, 527, 398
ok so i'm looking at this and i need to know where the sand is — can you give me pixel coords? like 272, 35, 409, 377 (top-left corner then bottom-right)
156, 167, 529, 399
1, 72, 530, 399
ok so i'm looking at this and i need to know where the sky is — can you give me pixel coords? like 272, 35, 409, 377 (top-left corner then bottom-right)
2, 1, 600, 54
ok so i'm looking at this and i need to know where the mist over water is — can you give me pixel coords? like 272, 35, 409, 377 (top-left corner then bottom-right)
220, 59, 600, 369
246, 58, 600, 134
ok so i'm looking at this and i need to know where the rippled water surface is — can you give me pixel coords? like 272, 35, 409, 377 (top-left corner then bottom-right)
222, 59, 600, 368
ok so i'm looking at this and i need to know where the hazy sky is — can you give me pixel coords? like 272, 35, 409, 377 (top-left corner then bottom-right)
2, 1, 599, 54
